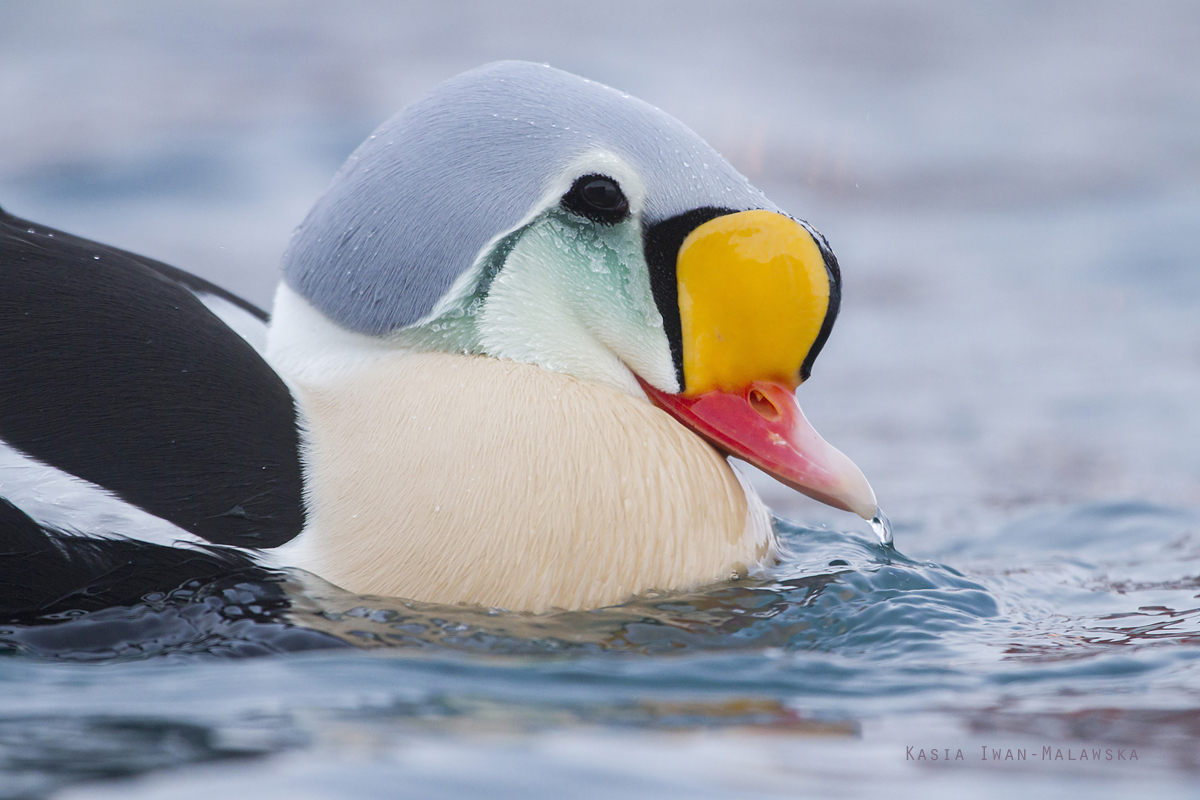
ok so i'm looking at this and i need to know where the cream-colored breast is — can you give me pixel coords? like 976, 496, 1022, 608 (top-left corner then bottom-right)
286, 351, 773, 612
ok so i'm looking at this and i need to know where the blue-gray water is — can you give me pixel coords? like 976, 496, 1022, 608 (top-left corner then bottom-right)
4, 508, 1200, 798
1, 1, 1198, 797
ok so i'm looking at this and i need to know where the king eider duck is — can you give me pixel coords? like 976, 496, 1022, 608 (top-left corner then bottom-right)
0, 61, 876, 615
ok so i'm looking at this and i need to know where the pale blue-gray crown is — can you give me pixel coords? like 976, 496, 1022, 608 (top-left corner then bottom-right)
282, 60, 776, 335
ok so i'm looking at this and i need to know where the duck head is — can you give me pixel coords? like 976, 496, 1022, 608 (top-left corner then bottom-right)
280, 60, 876, 522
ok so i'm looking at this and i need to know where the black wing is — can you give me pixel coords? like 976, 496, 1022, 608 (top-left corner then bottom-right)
0, 207, 305, 548
0, 496, 261, 620
0, 498, 350, 656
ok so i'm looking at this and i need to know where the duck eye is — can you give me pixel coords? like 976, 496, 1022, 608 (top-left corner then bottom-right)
563, 174, 629, 224
582, 179, 622, 209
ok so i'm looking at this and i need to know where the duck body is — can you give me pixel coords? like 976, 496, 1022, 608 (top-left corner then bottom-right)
0, 62, 875, 616
268, 288, 772, 611
285, 348, 772, 611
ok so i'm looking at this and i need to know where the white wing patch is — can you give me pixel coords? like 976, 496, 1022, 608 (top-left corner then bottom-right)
0, 439, 213, 551
197, 293, 269, 355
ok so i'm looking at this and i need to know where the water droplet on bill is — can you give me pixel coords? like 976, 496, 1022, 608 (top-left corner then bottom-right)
870, 511, 893, 547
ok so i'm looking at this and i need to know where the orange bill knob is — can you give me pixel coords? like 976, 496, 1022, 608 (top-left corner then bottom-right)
640, 378, 877, 519
644, 208, 874, 517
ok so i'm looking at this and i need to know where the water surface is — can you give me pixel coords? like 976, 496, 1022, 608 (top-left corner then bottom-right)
4, 505, 1200, 798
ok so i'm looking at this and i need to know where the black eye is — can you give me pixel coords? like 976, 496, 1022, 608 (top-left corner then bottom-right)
562, 174, 629, 224
582, 179, 623, 209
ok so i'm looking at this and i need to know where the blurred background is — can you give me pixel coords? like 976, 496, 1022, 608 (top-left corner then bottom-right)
2, 0, 1197, 553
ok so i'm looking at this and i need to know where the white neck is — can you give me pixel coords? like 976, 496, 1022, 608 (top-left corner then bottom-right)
265, 282, 407, 389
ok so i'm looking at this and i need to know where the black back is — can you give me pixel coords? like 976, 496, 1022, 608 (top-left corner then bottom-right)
0, 207, 305, 548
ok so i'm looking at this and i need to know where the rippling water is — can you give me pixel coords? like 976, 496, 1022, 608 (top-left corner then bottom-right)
3, 506, 1200, 798
2, 1, 1198, 797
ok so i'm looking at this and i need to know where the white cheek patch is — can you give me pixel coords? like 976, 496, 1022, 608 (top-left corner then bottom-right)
396, 149, 680, 395
417, 150, 650, 331
476, 209, 678, 396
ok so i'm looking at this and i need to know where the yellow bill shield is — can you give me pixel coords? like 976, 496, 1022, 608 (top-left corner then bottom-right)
641, 209, 877, 519
677, 209, 831, 395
